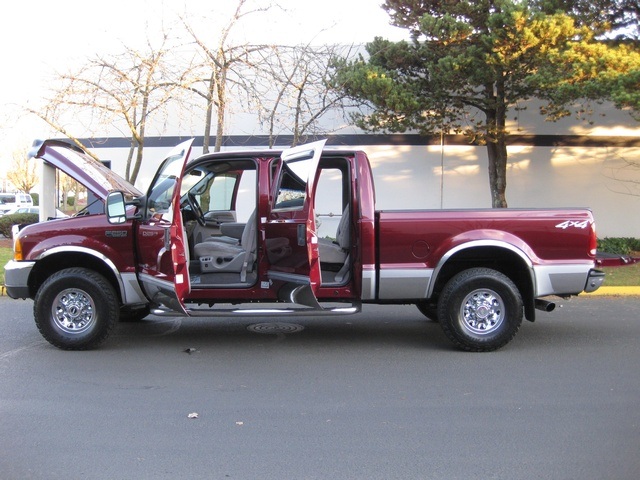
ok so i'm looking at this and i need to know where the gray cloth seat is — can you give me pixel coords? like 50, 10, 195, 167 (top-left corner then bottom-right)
193, 211, 257, 276
318, 206, 350, 264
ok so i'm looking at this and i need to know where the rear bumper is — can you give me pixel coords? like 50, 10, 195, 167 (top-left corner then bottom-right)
584, 269, 606, 293
3, 260, 35, 299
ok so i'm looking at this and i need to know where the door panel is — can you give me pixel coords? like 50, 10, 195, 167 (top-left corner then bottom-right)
136, 139, 194, 314
265, 140, 326, 301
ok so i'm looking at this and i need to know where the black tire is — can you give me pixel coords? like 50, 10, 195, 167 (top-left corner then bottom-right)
34, 268, 119, 350
416, 301, 439, 322
437, 267, 523, 352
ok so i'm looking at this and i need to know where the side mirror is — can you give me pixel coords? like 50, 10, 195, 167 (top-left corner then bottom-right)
106, 191, 127, 224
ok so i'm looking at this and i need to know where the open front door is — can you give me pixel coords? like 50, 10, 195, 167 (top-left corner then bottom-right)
136, 139, 194, 314
265, 140, 326, 307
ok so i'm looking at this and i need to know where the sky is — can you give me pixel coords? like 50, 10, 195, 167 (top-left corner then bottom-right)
0, 0, 408, 174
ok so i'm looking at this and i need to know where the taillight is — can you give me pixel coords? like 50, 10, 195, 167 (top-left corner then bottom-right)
589, 221, 597, 257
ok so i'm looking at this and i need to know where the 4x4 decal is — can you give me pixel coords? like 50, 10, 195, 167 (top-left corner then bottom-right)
555, 220, 590, 229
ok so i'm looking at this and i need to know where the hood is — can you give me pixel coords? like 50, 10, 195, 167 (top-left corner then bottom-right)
32, 140, 143, 200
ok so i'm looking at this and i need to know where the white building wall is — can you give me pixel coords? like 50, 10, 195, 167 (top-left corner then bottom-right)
362, 143, 640, 238
84, 100, 640, 238
89, 140, 640, 238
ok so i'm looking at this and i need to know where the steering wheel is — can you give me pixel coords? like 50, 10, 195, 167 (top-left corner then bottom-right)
187, 193, 206, 226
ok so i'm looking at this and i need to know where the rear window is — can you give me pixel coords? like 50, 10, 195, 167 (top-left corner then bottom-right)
0, 194, 16, 204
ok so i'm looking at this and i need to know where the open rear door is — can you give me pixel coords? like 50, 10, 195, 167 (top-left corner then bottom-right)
266, 140, 326, 307
136, 139, 194, 314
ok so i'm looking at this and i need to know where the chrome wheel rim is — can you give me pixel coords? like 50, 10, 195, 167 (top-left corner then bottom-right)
51, 288, 96, 334
460, 288, 505, 335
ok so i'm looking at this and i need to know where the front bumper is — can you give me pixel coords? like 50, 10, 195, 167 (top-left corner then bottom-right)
3, 260, 35, 299
584, 269, 606, 293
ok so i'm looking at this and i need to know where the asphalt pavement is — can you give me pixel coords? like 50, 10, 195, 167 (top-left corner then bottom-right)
1, 295, 639, 480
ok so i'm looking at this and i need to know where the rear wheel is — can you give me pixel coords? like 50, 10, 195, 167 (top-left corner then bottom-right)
438, 268, 523, 352
34, 268, 119, 350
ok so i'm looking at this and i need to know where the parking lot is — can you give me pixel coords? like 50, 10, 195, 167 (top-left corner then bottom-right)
1, 295, 639, 479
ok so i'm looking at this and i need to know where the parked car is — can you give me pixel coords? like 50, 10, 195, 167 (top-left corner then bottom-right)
0, 207, 69, 238
0, 193, 34, 216
2, 206, 68, 218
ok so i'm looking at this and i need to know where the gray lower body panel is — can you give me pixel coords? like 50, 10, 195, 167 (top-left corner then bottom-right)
534, 263, 597, 296
377, 268, 432, 300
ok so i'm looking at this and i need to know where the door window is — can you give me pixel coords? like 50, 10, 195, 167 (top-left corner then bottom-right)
273, 156, 318, 211
146, 153, 186, 222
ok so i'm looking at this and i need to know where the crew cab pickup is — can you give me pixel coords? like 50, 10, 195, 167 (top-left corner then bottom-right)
4, 139, 605, 351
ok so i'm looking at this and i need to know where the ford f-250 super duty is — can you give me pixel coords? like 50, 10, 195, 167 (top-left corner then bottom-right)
4, 139, 605, 351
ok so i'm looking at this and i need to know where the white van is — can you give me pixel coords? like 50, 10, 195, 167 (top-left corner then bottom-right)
0, 193, 34, 215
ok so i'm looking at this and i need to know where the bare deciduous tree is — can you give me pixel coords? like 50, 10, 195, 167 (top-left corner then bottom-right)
602, 152, 640, 197
58, 172, 86, 214
180, 0, 275, 153
33, 32, 180, 185
254, 43, 358, 147
6, 147, 38, 193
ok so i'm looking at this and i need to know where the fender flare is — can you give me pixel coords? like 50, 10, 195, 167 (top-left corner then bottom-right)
428, 239, 535, 299
35, 245, 146, 305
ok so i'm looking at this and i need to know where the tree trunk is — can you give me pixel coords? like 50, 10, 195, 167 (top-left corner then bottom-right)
130, 141, 144, 186
203, 72, 215, 155
130, 92, 149, 186
214, 69, 227, 153
486, 139, 508, 208
125, 138, 135, 183
485, 79, 508, 208
215, 108, 224, 152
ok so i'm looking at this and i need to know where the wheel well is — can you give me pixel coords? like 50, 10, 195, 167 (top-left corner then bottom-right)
29, 252, 123, 303
431, 246, 535, 320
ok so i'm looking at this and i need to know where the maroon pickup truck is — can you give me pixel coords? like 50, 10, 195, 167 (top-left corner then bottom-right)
4, 139, 605, 351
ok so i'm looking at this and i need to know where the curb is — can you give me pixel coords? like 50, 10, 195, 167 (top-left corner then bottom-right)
583, 286, 640, 296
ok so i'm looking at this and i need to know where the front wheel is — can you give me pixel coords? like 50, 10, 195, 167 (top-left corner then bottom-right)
34, 268, 120, 350
437, 268, 523, 352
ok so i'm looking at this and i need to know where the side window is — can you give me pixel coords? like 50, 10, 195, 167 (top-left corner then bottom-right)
235, 170, 257, 222
315, 167, 346, 241
1, 194, 16, 204
208, 175, 238, 211
204, 171, 256, 222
